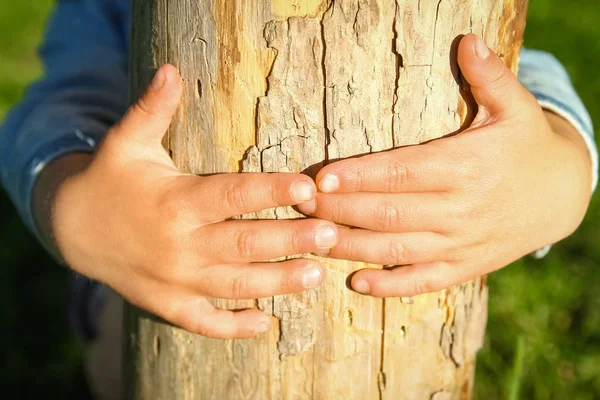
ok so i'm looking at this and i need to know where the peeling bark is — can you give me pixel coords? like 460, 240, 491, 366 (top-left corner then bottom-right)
127, 1, 528, 399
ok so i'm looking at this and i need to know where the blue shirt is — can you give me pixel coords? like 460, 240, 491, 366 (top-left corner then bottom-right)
0, 0, 597, 246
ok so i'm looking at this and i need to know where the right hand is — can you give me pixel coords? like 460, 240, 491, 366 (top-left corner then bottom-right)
52, 65, 337, 339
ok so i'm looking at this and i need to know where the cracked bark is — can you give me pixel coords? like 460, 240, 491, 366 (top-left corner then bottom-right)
127, 0, 528, 399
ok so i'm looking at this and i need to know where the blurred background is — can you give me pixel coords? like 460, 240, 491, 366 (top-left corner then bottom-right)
0, 1, 598, 399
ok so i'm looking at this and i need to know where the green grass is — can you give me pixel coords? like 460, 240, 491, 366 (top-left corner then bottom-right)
0, 1, 599, 399
0, 1, 54, 119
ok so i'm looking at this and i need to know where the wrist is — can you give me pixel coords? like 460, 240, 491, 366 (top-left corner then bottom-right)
545, 110, 592, 168
544, 110, 592, 239
545, 110, 593, 197
32, 152, 93, 263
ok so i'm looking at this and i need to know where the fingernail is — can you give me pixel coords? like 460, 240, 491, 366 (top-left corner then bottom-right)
254, 320, 271, 335
297, 198, 317, 215
315, 225, 337, 248
353, 280, 371, 294
319, 174, 340, 193
151, 68, 167, 89
291, 181, 315, 202
302, 265, 323, 288
474, 36, 490, 60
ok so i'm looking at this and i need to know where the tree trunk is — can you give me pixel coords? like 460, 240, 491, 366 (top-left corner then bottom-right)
126, 1, 527, 399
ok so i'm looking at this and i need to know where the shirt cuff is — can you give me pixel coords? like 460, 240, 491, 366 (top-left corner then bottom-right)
7, 128, 105, 246
531, 245, 552, 260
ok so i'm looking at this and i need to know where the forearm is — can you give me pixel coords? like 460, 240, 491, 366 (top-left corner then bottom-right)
32, 152, 93, 262
546, 110, 592, 179
546, 110, 592, 185
0, 0, 128, 249
545, 109, 593, 231
517, 49, 596, 258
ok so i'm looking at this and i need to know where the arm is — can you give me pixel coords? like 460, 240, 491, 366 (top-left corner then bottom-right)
0, 0, 129, 253
519, 49, 596, 258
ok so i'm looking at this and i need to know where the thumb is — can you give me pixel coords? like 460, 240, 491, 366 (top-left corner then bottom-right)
113, 64, 182, 146
458, 34, 533, 117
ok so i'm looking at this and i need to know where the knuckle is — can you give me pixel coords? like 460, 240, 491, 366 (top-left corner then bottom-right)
478, 168, 503, 192
229, 273, 251, 299
488, 65, 512, 91
458, 202, 475, 219
352, 165, 365, 191
446, 234, 472, 258
156, 189, 186, 224
386, 240, 408, 265
451, 199, 478, 225
133, 96, 158, 119
386, 160, 410, 192
454, 161, 476, 183
375, 202, 401, 232
329, 196, 347, 223
408, 275, 435, 297
277, 266, 296, 292
269, 179, 284, 205
344, 240, 361, 261
288, 226, 303, 255
223, 182, 248, 212
329, 234, 357, 261
234, 229, 256, 259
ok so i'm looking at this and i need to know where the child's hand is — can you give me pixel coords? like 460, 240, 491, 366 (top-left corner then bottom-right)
298, 34, 592, 298
51, 65, 338, 339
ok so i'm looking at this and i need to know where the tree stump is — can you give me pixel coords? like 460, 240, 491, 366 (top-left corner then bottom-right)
126, 1, 528, 398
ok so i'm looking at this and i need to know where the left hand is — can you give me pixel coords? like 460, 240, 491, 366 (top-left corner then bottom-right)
297, 34, 592, 298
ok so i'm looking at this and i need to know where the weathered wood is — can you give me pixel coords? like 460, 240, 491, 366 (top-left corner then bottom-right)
126, 1, 528, 399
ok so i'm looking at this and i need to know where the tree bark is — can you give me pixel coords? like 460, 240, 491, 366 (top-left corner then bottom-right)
126, 1, 528, 399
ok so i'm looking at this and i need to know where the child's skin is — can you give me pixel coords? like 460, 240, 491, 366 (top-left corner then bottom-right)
299, 34, 592, 297
36, 34, 592, 339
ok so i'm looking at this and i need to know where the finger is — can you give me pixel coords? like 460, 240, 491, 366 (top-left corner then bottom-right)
130, 278, 271, 339
196, 259, 326, 299
324, 228, 454, 266
314, 146, 453, 194
171, 297, 270, 339
351, 261, 464, 298
297, 193, 450, 233
199, 219, 338, 263
187, 173, 316, 221
112, 64, 183, 146
458, 34, 536, 117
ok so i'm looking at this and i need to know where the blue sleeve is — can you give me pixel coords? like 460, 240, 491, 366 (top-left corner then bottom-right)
518, 48, 598, 259
0, 0, 130, 236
